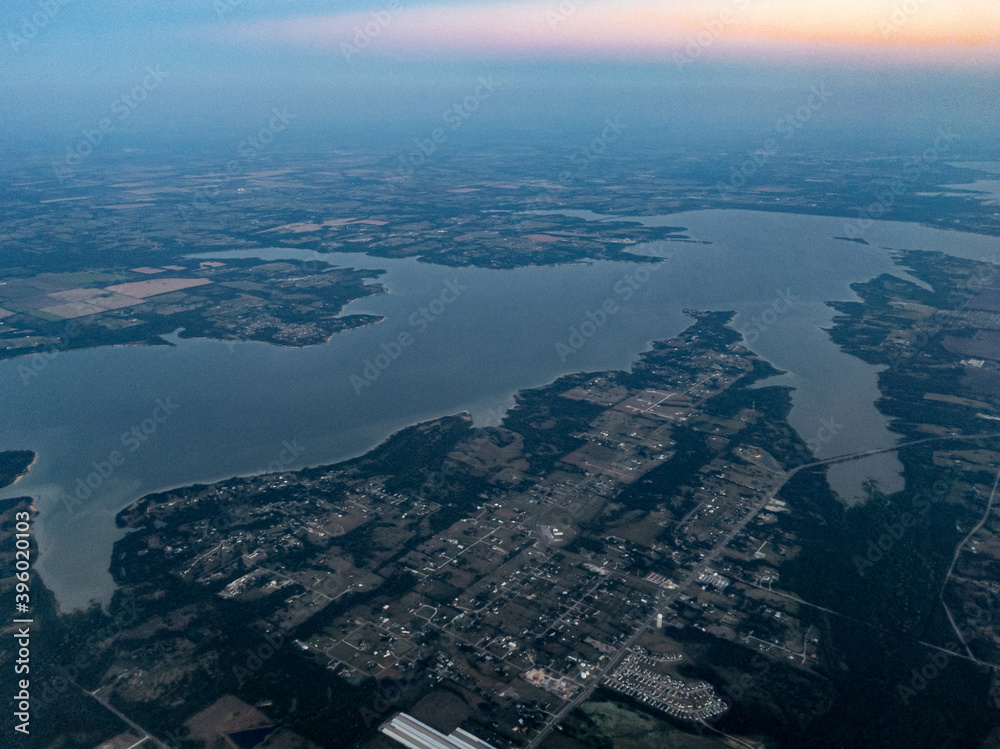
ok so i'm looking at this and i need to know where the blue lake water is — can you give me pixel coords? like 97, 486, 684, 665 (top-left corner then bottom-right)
2, 208, 998, 611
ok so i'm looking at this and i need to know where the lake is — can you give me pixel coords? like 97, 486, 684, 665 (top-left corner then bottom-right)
2, 208, 998, 611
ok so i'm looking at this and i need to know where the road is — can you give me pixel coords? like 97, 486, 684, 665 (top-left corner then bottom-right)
70, 675, 171, 749
526, 432, 1000, 747
526, 470, 790, 747
938, 463, 1000, 661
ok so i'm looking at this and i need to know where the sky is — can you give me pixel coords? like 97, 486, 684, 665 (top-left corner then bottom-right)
1, 0, 997, 159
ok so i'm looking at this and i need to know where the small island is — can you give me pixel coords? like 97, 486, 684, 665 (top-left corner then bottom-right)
0, 450, 35, 490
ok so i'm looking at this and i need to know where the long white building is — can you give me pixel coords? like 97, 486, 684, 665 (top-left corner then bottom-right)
379, 713, 499, 749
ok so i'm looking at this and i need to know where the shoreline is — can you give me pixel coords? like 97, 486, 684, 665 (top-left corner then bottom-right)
0, 450, 37, 491
15, 212, 1000, 613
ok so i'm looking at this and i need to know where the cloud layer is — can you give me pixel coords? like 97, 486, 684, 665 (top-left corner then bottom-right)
223, 0, 1000, 66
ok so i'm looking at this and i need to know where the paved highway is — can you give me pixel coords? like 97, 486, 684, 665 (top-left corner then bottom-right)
526, 432, 1000, 747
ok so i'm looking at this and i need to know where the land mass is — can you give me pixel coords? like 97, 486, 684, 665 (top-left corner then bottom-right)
17, 247, 1000, 749
0, 449, 35, 490
5, 152, 1000, 748
0, 259, 383, 361
3, 149, 998, 362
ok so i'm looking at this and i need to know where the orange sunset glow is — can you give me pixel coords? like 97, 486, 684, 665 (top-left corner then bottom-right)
227, 0, 1000, 65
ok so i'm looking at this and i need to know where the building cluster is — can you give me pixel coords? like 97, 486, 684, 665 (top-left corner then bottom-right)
604, 650, 728, 721
523, 668, 581, 700
696, 568, 731, 591
379, 713, 498, 749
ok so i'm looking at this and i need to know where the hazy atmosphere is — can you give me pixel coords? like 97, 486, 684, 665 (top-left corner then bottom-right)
2, 0, 998, 154
2, 2, 999, 749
